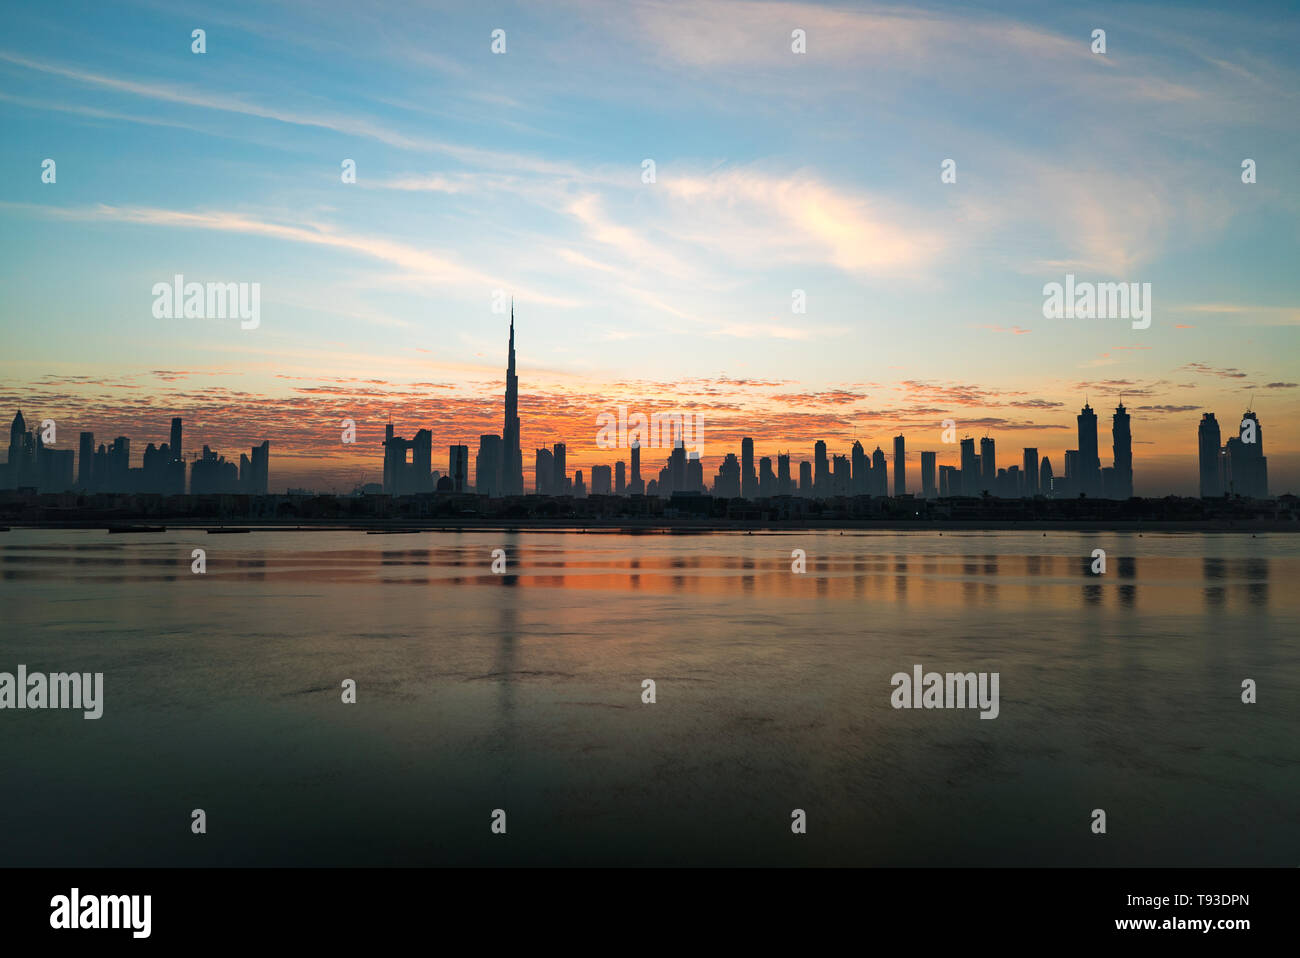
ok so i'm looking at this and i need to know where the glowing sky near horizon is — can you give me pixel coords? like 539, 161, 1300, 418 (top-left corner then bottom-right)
1, 0, 1297, 493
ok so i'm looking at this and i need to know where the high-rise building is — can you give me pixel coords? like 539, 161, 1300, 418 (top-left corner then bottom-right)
1077, 402, 1101, 497
1110, 403, 1132, 499
629, 441, 643, 494
668, 441, 686, 493
1224, 410, 1268, 498
552, 442, 566, 494
834, 456, 851, 496
1198, 413, 1223, 498
534, 447, 553, 494
798, 460, 812, 496
6, 410, 31, 488
741, 437, 757, 498
959, 437, 977, 496
686, 451, 703, 493
77, 431, 94, 488
170, 417, 183, 462
893, 435, 906, 496
384, 426, 426, 494
500, 305, 523, 495
921, 451, 936, 498
1022, 447, 1039, 497
759, 456, 775, 497
979, 436, 995, 494
939, 464, 957, 497
777, 453, 791, 495
591, 464, 612, 495
249, 440, 269, 495
476, 434, 503, 496
410, 430, 432, 493
871, 446, 888, 496
850, 440, 868, 495
615, 460, 626, 495
1039, 456, 1053, 496
715, 453, 741, 497
814, 440, 829, 496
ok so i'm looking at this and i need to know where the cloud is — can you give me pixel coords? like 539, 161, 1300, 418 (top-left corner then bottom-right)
13, 202, 579, 307
1181, 362, 1249, 379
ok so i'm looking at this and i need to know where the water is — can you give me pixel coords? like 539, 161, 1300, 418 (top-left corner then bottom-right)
1, 529, 1296, 866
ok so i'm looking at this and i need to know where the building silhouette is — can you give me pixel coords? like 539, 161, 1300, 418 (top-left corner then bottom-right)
921, 450, 936, 498
1223, 410, 1268, 498
500, 305, 523, 495
1076, 402, 1101, 497
1198, 413, 1223, 497
1022, 447, 1038, 496
741, 437, 757, 498
534, 447, 554, 495
628, 441, 643, 494
959, 437, 977, 496
476, 434, 503, 496
979, 436, 995, 495
1108, 403, 1133, 499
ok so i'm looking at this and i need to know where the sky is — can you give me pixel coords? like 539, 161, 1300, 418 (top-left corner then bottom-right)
1, 0, 1297, 494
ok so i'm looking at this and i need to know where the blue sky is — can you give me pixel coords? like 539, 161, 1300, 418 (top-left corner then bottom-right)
1, 0, 1297, 492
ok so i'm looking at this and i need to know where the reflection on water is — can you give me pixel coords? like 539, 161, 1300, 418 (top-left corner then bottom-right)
0, 529, 1296, 867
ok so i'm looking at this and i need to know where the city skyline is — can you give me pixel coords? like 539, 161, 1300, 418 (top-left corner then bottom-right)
2, 1, 1297, 497
1, 314, 1278, 499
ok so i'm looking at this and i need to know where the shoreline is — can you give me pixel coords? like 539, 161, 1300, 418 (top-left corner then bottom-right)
5, 518, 1297, 534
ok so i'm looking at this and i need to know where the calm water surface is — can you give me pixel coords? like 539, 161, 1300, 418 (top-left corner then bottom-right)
1, 529, 1296, 866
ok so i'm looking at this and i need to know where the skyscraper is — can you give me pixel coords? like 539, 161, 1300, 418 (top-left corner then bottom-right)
921, 451, 936, 498
1110, 403, 1132, 499
629, 441, 643, 494
814, 440, 829, 496
777, 453, 791, 495
476, 434, 503, 496
615, 460, 626, 495
851, 440, 868, 495
959, 437, 977, 496
1198, 413, 1222, 498
741, 437, 757, 499
1224, 410, 1268, 498
871, 446, 887, 496
78, 431, 94, 488
1077, 402, 1101, 497
552, 442, 567, 494
534, 447, 553, 494
170, 417, 183, 462
1022, 448, 1038, 497
715, 453, 741, 497
893, 435, 906, 496
979, 436, 995, 494
7, 410, 30, 488
500, 305, 523, 495
249, 440, 269, 495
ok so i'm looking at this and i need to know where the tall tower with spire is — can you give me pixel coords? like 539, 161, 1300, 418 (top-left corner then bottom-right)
501, 303, 523, 495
